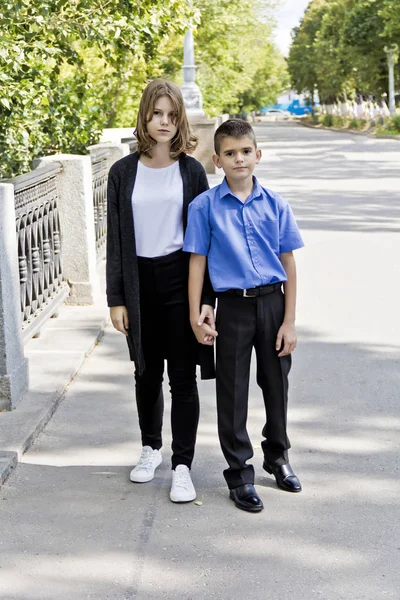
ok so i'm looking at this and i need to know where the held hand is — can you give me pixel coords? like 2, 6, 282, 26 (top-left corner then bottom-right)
191, 307, 218, 346
198, 304, 216, 343
276, 322, 297, 357
110, 306, 129, 336
191, 321, 218, 345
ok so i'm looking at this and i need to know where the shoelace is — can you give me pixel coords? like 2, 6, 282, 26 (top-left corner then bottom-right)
173, 469, 191, 489
136, 450, 154, 471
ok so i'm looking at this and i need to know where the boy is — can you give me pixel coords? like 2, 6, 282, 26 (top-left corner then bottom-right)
183, 120, 304, 513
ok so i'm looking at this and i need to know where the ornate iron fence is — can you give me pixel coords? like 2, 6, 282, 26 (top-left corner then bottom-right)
91, 149, 108, 260
12, 164, 69, 343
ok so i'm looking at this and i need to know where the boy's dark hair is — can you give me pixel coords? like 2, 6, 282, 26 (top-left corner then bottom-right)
214, 119, 257, 155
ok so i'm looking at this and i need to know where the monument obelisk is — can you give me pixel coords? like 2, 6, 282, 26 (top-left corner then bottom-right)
181, 4, 216, 173
181, 28, 205, 117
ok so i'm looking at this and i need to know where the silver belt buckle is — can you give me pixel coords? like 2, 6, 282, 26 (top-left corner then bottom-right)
243, 288, 251, 297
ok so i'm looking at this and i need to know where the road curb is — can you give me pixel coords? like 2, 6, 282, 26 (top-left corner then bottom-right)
0, 452, 18, 486
299, 120, 400, 141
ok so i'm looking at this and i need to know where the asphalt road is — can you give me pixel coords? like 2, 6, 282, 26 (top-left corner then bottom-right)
1, 123, 399, 600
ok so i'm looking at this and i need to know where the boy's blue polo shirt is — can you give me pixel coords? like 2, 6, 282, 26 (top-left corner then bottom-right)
183, 176, 304, 293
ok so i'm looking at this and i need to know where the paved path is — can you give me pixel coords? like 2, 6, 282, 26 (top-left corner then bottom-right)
1, 123, 399, 600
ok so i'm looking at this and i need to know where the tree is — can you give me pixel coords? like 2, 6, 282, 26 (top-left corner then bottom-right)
0, 0, 288, 178
288, 0, 400, 104
288, 0, 328, 109
379, 0, 400, 42
312, 0, 362, 103
0, 0, 189, 177
158, 0, 287, 116
339, 0, 388, 97
194, 0, 286, 115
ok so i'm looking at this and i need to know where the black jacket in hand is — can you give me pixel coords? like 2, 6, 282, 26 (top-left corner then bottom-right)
106, 151, 215, 379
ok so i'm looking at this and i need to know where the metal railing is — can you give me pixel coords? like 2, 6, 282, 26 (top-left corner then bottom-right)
90, 149, 108, 260
12, 164, 69, 343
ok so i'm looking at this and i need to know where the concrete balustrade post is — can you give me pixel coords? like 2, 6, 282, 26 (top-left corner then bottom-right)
0, 184, 29, 410
189, 117, 219, 174
33, 155, 99, 305
88, 142, 131, 171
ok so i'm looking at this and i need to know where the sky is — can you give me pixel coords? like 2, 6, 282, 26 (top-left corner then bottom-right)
272, 0, 311, 56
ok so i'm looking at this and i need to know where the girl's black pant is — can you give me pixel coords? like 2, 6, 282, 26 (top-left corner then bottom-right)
135, 249, 199, 469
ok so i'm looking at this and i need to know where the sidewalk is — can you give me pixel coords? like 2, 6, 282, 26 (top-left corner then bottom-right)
0, 264, 109, 486
1, 297, 398, 599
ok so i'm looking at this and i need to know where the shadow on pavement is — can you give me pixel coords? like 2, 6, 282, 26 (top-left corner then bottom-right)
0, 324, 399, 600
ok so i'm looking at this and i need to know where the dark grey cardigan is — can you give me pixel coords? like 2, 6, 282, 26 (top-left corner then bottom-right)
106, 151, 215, 379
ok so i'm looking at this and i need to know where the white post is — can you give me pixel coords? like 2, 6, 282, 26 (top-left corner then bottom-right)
181, 1, 204, 117
384, 44, 399, 116
0, 184, 29, 410
33, 155, 99, 305
382, 100, 390, 118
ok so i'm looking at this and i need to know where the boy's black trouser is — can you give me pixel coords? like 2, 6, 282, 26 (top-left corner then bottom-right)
135, 250, 199, 470
216, 286, 292, 489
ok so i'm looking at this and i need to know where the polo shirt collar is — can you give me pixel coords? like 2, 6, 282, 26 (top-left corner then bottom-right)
220, 176, 263, 202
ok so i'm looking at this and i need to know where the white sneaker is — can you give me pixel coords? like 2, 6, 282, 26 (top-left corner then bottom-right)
130, 446, 162, 483
170, 465, 196, 503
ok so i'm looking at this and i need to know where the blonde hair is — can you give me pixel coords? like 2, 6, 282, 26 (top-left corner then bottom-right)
135, 79, 198, 158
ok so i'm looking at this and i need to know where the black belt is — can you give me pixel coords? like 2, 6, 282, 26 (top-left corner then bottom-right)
217, 282, 282, 298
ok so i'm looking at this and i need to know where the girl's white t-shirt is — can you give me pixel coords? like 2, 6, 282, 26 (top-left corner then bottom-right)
131, 160, 184, 258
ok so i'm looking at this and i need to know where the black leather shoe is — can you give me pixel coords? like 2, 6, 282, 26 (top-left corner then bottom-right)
229, 484, 264, 512
263, 461, 302, 493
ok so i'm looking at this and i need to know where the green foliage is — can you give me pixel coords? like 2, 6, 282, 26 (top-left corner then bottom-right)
158, 0, 288, 116
307, 112, 400, 135
340, 0, 388, 97
195, 0, 287, 115
348, 118, 365, 129
318, 114, 347, 128
391, 115, 400, 131
288, 1, 327, 105
380, 114, 400, 133
379, 0, 400, 41
332, 116, 347, 128
321, 114, 334, 127
0, 0, 190, 178
313, 1, 355, 101
1, 0, 287, 178
288, 0, 400, 104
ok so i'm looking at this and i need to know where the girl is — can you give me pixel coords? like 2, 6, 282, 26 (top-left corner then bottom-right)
106, 79, 216, 503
